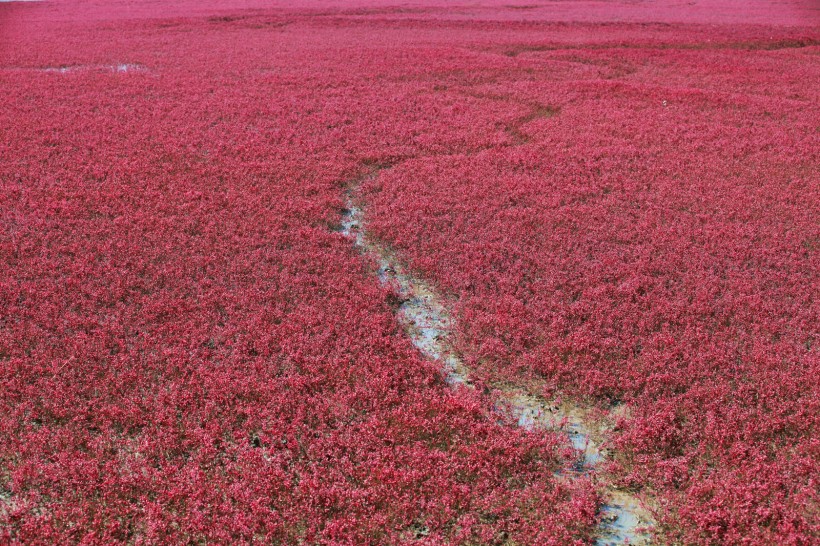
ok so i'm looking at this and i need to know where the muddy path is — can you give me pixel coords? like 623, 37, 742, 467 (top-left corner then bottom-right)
340, 169, 655, 545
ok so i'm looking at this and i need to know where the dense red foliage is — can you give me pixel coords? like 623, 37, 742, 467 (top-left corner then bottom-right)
360, 14, 820, 546
1, 0, 818, 544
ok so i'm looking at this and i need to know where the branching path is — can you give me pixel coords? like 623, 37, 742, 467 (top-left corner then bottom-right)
340, 168, 655, 545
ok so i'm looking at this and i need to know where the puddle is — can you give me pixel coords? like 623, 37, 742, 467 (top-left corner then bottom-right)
597, 491, 650, 546
2, 64, 148, 74
112, 64, 143, 73
44, 67, 74, 74
340, 171, 653, 545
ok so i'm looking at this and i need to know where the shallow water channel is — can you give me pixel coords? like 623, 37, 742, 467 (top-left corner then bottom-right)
340, 179, 653, 545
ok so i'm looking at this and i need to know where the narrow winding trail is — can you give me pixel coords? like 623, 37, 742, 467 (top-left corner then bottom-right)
340, 170, 655, 545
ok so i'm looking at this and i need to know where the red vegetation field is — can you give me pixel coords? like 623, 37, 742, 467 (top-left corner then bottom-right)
1, 1, 818, 544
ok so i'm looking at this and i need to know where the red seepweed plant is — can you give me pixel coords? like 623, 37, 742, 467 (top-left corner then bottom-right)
0, 0, 817, 544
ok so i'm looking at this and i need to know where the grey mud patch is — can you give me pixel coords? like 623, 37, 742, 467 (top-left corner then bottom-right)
341, 170, 655, 545
0, 489, 14, 519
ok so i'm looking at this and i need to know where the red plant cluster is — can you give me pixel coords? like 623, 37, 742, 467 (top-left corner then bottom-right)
1, 0, 818, 544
